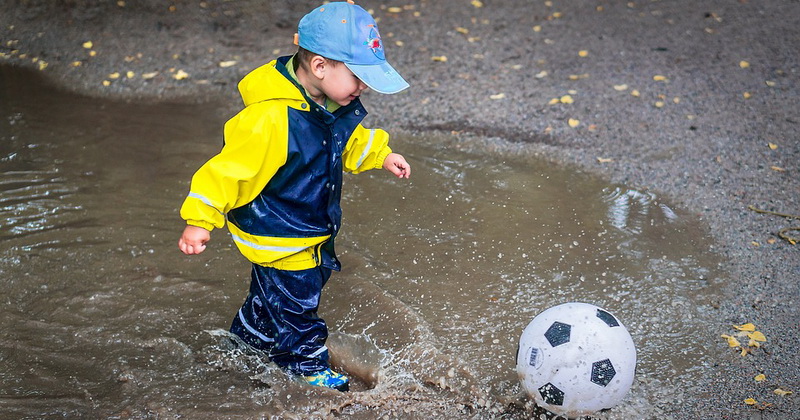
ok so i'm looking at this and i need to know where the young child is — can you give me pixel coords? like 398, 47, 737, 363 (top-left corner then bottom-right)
177, 1, 410, 392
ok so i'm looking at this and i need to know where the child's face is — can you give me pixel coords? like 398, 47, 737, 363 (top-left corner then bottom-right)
319, 62, 368, 106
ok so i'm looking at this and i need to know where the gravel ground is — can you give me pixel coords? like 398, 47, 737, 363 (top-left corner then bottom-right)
2, 0, 797, 418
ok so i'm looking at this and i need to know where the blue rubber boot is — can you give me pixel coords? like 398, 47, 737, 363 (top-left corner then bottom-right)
302, 368, 350, 392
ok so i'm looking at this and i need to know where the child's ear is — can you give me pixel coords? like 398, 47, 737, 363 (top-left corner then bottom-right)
309, 55, 327, 79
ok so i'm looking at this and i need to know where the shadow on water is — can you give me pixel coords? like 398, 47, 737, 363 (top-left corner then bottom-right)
0, 65, 726, 418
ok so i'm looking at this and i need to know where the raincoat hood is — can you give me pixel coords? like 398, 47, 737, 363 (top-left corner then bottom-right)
237, 57, 305, 108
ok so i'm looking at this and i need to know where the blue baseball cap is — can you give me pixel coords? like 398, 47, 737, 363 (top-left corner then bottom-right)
297, 1, 409, 94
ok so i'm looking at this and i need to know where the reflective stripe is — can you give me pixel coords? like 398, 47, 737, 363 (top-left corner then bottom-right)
309, 345, 328, 358
238, 309, 275, 342
231, 234, 309, 253
188, 192, 223, 214
355, 129, 375, 168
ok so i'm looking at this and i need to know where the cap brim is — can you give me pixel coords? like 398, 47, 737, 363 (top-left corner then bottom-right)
345, 62, 409, 94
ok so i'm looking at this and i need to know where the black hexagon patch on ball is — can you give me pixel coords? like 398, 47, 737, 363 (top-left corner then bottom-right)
544, 321, 571, 347
538, 382, 565, 406
596, 309, 620, 327
591, 358, 616, 387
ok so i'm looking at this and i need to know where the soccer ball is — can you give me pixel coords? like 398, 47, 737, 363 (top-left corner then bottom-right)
516, 302, 636, 418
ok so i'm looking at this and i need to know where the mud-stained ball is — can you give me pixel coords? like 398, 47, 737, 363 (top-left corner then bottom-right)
516, 302, 636, 418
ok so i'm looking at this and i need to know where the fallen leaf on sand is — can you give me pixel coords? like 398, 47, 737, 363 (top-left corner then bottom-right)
754, 374, 766, 382
568, 118, 580, 128
653, 75, 668, 81
744, 398, 757, 405
597, 157, 613, 163
768, 143, 778, 150
748, 331, 766, 342
83, 41, 93, 49
490, 93, 506, 100
173, 69, 189, 80
740, 60, 750, 68
734, 323, 756, 332
770, 166, 785, 172
560, 95, 574, 104
219, 60, 237, 68
142, 71, 159, 79
721, 334, 741, 347
613, 84, 628, 91
774, 388, 793, 396
431, 55, 448, 62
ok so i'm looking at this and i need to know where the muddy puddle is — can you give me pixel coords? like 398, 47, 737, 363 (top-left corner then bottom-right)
0, 65, 726, 419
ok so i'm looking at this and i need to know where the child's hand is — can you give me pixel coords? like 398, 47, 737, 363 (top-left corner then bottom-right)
179, 225, 211, 255
383, 153, 411, 179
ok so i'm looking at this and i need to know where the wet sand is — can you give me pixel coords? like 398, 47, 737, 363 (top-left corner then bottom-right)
2, 0, 798, 418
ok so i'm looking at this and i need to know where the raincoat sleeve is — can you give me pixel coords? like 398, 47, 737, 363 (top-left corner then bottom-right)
179, 102, 289, 231
342, 124, 392, 174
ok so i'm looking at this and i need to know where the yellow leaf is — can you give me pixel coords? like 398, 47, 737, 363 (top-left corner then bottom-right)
108, 72, 120, 79
734, 323, 756, 332
37, 60, 48, 71
490, 93, 506, 100
751, 241, 760, 247
126, 71, 135, 79
597, 157, 613, 163
770, 166, 785, 172
673, 97, 681, 104
102, 80, 111, 86
748, 339, 760, 348
548, 98, 560, 105
744, 398, 757, 405
535, 70, 548, 78
560, 95, 574, 104
82, 41, 93, 49
173, 69, 189, 80
471, 0, 483, 7
455, 27, 469, 34
765, 80, 776, 87
552, 12, 563, 18
219, 60, 237, 68
142, 71, 159, 79
431, 55, 448, 62
748, 331, 766, 342
387, 6, 402, 13
578, 50, 588, 57
653, 75, 668, 82
533, 25, 542, 32
721, 334, 741, 348
743, 92, 752, 99
754, 374, 766, 382
568, 118, 580, 128
741, 347, 749, 356
768, 143, 778, 150
739, 60, 750, 68
631, 89, 640, 97
71, 61, 82, 67
613, 84, 628, 91
89, 50, 97, 57
655, 101, 665, 108
774, 388, 793, 396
